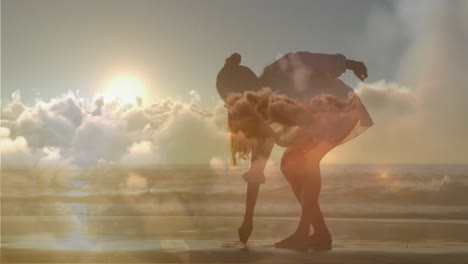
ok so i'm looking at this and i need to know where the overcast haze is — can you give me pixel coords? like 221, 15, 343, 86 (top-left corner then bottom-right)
1, 0, 467, 165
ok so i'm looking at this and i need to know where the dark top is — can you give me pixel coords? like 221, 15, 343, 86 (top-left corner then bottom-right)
258, 52, 347, 99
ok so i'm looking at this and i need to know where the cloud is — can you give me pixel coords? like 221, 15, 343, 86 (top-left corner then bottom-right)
188, 90, 201, 104
209, 156, 230, 171
13, 103, 76, 149
125, 172, 148, 191
38, 147, 74, 167
120, 141, 161, 166
151, 103, 229, 164
0, 127, 39, 167
1, 91, 231, 168
70, 116, 131, 166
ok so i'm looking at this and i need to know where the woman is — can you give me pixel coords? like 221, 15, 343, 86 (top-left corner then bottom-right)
217, 52, 373, 250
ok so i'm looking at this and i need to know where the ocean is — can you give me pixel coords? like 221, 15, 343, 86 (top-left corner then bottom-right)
2, 164, 468, 219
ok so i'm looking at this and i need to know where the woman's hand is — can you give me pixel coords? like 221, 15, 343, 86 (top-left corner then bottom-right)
272, 134, 290, 148
346, 60, 368, 81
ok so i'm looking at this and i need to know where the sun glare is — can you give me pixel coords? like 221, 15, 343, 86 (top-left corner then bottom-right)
105, 75, 146, 103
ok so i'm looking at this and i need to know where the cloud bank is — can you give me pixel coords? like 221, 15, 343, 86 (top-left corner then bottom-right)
1, 92, 230, 168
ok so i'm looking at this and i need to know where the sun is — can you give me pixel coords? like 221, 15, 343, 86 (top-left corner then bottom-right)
104, 75, 146, 103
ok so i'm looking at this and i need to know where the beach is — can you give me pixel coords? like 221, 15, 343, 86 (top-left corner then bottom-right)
2, 216, 468, 263
3, 246, 468, 264
2, 165, 468, 263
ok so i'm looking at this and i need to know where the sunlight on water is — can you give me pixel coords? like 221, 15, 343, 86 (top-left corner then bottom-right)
69, 203, 90, 215
3, 214, 99, 251
66, 190, 88, 197
126, 172, 148, 191
54, 209, 99, 251
378, 170, 389, 180
56, 229, 99, 251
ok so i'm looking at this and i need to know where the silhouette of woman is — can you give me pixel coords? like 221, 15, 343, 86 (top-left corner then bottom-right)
216, 52, 373, 250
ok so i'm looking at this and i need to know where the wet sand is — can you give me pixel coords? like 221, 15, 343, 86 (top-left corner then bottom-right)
2, 216, 468, 263
3, 243, 468, 263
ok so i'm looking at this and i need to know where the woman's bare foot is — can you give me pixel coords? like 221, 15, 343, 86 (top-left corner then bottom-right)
238, 220, 253, 243
307, 233, 332, 251
274, 232, 308, 249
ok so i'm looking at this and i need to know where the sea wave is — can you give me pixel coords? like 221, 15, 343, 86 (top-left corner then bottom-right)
2, 165, 467, 219
2, 174, 466, 201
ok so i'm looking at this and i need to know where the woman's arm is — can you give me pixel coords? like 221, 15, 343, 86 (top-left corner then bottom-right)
237, 182, 260, 243
244, 182, 260, 220
296, 52, 347, 77
238, 182, 260, 243
345, 59, 368, 81
238, 136, 274, 243
296, 52, 368, 81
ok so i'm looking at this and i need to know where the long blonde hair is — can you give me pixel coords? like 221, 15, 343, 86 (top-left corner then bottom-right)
228, 112, 254, 166
226, 90, 272, 166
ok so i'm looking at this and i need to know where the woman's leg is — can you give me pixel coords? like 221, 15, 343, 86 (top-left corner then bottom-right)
276, 112, 361, 248
275, 141, 335, 248
280, 146, 306, 204
274, 146, 310, 248
300, 142, 337, 248
302, 154, 329, 239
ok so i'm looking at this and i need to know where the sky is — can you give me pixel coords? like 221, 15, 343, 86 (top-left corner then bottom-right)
3, 0, 409, 104
1, 0, 468, 166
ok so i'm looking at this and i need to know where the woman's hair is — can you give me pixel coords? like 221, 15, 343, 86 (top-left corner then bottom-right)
228, 112, 252, 166
225, 53, 241, 66
226, 88, 273, 166
226, 94, 253, 166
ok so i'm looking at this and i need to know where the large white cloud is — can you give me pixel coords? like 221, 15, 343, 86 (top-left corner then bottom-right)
0, 127, 39, 167
1, 90, 231, 168
120, 141, 161, 166
151, 103, 229, 164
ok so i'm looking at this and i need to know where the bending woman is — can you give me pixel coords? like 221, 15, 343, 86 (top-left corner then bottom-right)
217, 52, 373, 249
